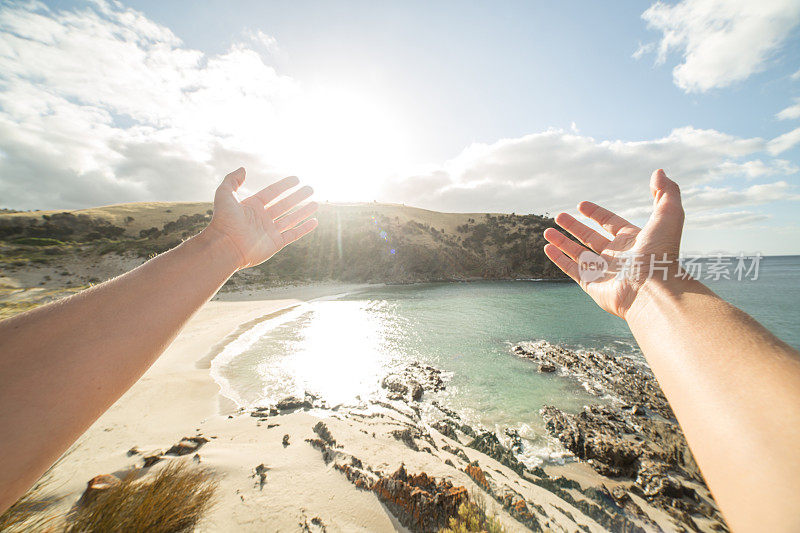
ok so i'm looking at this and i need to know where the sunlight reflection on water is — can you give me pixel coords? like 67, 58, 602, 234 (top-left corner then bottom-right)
255, 300, 398, 406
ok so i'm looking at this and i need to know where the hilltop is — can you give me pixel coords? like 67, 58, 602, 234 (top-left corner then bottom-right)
0, 201, 565, 314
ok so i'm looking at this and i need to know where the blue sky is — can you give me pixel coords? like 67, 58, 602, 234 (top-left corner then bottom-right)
2, 0, 800, 253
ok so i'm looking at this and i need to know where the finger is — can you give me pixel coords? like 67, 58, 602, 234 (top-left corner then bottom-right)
577, 201, 637, 236
275, 201, 318, 232
647, 168, 685, 247
281, 218, 318, 246
544, 243, 582, 286
554, 213, 610, 253
650, 168, 684, 217
267, 186, 314, 220
543, 228, 591, 262
245, 175, 300, 207
215, 167, 246, 207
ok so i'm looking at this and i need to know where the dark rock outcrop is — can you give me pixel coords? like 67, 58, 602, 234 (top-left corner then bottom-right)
372, 465, 468, 532
165, 436, 208, 456
514, 340, 673, 418
381, 362, 445, 402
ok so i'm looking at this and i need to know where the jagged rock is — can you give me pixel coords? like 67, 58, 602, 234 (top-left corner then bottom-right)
372, 465, 468, 532
276, 396, 312, 412
464, 462, 490, 490
409, 380, 424, 401
390, 428, 420, 451
165, 436, 208, 456
76, 474, 120, 507
381, 362, 445, 403
467, 432, 526, 476
514, 340, 673, 419
441, 444, 470, 463
503, 429, 524, 454
538, 362, 556, 373
431, 420, 459, 441
313, 422, 336, 446
539, 372, 724, 530
282, 434, 291, 447
382, 374, 409, 397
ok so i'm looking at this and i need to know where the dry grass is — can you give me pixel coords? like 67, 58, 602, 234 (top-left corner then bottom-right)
66, 461, 217, 533
0, 461, 217, 533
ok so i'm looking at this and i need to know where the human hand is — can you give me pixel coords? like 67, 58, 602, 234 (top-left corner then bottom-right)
202, 167, 318, 270
543, 169, 685, 320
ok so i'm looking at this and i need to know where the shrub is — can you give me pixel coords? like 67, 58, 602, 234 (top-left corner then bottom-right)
11, 237, 65, 246
439, 501, 506, 533
66, 461, 217, 533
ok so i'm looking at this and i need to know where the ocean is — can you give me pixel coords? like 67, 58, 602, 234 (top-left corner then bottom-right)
211, 255, 800, 466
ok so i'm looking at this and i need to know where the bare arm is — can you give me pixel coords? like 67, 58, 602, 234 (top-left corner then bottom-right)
0, 168, 318, 513
544, 169, 800, 532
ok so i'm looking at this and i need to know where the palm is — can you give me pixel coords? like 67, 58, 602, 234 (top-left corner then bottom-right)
544, 170, 684, 319
205, 168, 318, 270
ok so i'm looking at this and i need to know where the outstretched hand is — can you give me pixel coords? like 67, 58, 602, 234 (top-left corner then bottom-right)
203, 167, 318, 270
543, 169, 685, 320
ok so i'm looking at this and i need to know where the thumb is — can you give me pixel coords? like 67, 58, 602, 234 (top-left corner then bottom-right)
214, 167, 246, 207
644, 169, 685, 252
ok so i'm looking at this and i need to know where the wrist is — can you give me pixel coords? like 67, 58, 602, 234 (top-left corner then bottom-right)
625, 276, 698, 325
193, 227, 243, 275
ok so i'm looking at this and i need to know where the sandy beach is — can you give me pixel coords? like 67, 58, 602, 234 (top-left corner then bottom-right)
23, 282, 724, 532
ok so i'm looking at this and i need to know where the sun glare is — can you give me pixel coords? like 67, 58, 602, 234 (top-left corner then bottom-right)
279, 85, 412, 202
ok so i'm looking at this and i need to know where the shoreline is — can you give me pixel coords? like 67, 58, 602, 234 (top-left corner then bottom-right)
29, 282, 725, 531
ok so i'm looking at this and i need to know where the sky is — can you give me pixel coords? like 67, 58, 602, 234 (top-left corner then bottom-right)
1, 0, 800, 254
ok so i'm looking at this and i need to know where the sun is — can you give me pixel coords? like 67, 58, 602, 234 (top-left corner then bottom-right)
278, 84, 413, 202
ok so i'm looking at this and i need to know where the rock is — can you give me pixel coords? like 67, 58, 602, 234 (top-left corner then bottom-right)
126, 446, 140, 456
76, 474, 120, 507
381, 374, 409, 396
464, 462, 490, 490
142, 451, 163, 467
409, 380, 424, 401
372, 465, 468, 532
313, 422, 336, 445
381, 362, 446, 402
467, 432, 526, 476
276, 396, 312, 412
538, 362, 556, 373
431, 420, 459, 441
282, 434, 291, 447
165, 436, 209, 456
253, 463, 268, 490
390, 428, 420, 451
513, 340, 673, 419
442, 444, 470, 463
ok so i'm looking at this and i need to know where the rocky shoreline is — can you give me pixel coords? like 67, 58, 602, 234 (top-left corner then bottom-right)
71, 341, 728, 532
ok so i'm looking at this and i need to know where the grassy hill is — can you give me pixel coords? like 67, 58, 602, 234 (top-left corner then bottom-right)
0, 201, 566, 286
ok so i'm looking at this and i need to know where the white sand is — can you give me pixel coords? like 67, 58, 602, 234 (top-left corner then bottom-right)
38, 283, 679, 532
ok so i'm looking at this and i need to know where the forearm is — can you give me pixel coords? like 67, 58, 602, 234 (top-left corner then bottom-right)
0, 228, 238, 511
627, 278, 800, 532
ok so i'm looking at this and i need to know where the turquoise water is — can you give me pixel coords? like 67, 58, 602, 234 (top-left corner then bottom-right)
213, 255, 800, 464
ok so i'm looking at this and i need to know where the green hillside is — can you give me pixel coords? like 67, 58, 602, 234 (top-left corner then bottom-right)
0, 202, 566, 285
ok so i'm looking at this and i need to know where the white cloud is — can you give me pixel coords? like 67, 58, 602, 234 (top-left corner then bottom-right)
777, 98, 800, 120
768, 127, 800, 155
382, 127, 799, 226
687, 211, 770, 229
0, 0, 797, 247
0, 0, 410, 209
638, 0, 800, 92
